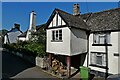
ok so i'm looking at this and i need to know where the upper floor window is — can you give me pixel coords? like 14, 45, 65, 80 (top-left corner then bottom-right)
93, 32, 111, 45
52, 29, 62, 42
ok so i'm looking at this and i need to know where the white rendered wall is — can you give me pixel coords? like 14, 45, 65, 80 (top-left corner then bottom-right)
70, 28, 87, 56
46, 27, 71, 56
118, 32, 120, 74
85, 32, 119, 75
4, 35, 8, 44
18, 37, 26, 41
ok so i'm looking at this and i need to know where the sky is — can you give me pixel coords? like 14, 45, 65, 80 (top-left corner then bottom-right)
2, 2, 119, 32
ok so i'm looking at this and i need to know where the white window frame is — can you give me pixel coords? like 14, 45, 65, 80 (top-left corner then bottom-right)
90, 52, 106, 67
93, 32, 110, 44
52, 29, 62, 41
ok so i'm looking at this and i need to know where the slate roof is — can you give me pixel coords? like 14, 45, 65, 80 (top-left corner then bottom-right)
18, 24, 46, 37
36, 23, 46, 31
46, 8, 89, 31
7, 27, 23, 33
81, 8, 120, 32
5, 27, 23, 43
47, 8, 120, 32
18, 31, 27, 37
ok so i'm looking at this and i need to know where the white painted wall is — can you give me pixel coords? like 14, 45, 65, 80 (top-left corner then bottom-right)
70, 28, 87, 56
84, 32, 120, 75
46, 27, 71, 56
4, 35, 8, 44
53, 14, 57, 27
118, 32, 120, 74
18, 37, 26, 41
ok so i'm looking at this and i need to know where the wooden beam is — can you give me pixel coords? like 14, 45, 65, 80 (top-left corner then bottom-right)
48, 53, 52, 67
66, 56, 71, 78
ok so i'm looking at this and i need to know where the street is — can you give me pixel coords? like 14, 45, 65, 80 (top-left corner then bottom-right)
2, 50, 57, 79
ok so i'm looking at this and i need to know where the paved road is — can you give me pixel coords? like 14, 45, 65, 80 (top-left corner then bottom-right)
2, 50, 57, 79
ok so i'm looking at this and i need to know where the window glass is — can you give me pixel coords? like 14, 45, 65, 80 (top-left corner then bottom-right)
52, 31, 55, 40
93, 33, 110, 44
52, 29, 62, 41
56, 30, 58, 40
59, 30, 62, 40
91, 52, 106, 66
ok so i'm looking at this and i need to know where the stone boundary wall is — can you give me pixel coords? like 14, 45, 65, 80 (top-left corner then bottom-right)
4, 49, 47, 68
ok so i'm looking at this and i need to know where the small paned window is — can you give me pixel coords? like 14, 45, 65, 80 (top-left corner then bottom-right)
52, 29, 62, 41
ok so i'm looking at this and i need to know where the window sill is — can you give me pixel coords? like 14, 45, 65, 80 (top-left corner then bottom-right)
89, 64, 108, 69
51, 40, 63, 42
92, 44, 112, 46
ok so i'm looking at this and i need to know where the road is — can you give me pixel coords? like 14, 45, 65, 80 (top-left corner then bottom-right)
2, 50, 57, 79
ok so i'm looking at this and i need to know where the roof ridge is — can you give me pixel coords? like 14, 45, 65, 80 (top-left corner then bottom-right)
91, 7, 120, 14
55, 8, 72, 15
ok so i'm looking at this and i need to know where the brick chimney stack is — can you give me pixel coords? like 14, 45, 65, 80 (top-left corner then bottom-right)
14, 23, 20, 30
73, 4, 80, 16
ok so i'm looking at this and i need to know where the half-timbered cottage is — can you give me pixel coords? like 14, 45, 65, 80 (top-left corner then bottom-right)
46, 4, 120, 77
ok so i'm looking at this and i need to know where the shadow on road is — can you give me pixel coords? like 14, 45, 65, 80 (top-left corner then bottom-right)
2, 51, 35, 79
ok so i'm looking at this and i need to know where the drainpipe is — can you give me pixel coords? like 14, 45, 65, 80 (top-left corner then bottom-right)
87, 31, 90, 67
105, 35, 108, 78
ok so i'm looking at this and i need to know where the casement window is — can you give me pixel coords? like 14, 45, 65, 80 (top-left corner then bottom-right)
93, 32, 110, 44
90, 52, 106, 67
52, 29, 62, 41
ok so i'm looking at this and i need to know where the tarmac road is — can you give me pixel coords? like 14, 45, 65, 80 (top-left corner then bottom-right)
2, 50, 57, 79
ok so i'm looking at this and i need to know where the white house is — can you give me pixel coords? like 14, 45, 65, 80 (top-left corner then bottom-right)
82, 8, 120, 77
46, 4, 89, 77
46, 4, 120, 77
4, 24, 22, 44
18, 11, 36, 41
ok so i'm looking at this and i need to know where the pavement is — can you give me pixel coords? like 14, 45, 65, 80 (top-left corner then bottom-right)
1, 48, 82, 80
1, 49, 58, 79
11, 66, 57, 78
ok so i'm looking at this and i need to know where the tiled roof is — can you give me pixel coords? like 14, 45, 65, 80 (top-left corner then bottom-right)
36, 23, 46, 31
47, 8, 120, 32
18, 31, 27, 37
46, 8, 89, 31
81, 8, 120, 32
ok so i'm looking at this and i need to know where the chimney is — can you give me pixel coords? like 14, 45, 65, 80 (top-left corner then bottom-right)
14, 23, 20, 30
73, 4, 80, 16
29, 11, 36, 32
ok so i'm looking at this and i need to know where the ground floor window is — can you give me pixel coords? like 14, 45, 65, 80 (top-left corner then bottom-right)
90, 52, 106, 67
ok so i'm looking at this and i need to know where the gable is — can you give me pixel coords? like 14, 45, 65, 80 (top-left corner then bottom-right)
48, 13, 66, 28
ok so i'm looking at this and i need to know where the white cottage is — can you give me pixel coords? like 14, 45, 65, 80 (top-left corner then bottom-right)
46, 4, 89, 77
46, 4, 120, 78
4, 24, 22, 44
82, 8, 120, 77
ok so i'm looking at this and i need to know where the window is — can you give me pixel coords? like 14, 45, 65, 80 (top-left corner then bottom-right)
90, 52, 106, 67
93, 32, 110, 44
52, 30, 62, 41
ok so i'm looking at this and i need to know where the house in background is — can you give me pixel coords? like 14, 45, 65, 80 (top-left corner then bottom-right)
4, 23, 22, 44
46, 4, 120, 77
18, 11, 37, 41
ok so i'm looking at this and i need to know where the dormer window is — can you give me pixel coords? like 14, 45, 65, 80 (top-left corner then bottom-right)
52, 29, 62, 42
93, 32, 111, 46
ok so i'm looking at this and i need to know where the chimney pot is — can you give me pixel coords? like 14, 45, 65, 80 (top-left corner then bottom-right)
73, 4, 80, 16
14, 23, 20, 30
